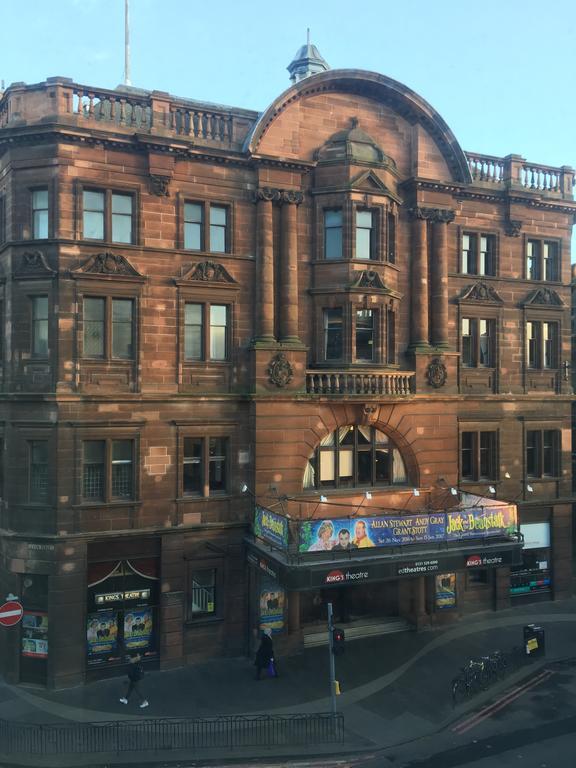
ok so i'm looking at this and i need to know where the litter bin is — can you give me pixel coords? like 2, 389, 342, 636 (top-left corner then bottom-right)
523, 624, 545, 658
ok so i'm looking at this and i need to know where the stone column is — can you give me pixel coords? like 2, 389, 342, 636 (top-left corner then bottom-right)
280, 192, 303, 343
254, 189, 277, 342
431, 210, 455, 348
410, 209, 430, 348
287, 590, 301, 634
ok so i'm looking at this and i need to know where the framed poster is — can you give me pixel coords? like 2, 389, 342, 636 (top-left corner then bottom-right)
21, 611, 48, 658
259, 577, 285, 633
435, 573, 457, 610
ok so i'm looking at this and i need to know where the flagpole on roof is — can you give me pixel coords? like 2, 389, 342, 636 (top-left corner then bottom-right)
124, 0, 131, 86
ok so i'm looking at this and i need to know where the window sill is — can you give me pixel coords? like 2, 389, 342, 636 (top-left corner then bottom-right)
313, 258, 397, 267
81, 358, 135, 364
525, 477, 561, 483
72, 499, 142, 509
176, 494, 231, 503
180, 248, 232, 257
298, 485, 409, 498
182, 361, 231, 367
80, 238, 139, 248
184, 615, 223, 628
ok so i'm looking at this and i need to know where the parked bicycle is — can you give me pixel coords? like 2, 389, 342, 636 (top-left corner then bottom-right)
451, 648, 515, 706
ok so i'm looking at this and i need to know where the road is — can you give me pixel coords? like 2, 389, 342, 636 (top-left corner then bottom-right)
358, 658, 576, 768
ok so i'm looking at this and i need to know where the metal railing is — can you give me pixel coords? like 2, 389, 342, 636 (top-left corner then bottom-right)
0, 713, 344, 756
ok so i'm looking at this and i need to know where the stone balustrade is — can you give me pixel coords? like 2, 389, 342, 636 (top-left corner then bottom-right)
0, 78, 256, 148
306, 370, 414, 396
465, 151, 574, 199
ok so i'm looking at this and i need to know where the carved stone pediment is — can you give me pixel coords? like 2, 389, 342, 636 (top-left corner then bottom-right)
522, 287, 565, 307
459, 281, 503, 304
348, 170, 400, 201
14, 250, 55, 279
179, 261, 237, 285
350, 269, 388, 291
71, 252, 144, 279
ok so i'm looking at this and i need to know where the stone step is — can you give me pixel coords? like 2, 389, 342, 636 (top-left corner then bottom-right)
303, 617, 412, 647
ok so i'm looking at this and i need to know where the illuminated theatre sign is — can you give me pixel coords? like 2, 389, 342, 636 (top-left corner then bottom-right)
254, 505, 289, 550
298, 504, 517, 553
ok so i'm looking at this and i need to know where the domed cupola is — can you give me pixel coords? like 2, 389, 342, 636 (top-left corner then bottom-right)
315, 117, 397, 169
287, 31, 330, 84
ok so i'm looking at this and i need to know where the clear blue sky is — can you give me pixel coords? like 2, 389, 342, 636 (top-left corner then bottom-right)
1, 0, 574, 169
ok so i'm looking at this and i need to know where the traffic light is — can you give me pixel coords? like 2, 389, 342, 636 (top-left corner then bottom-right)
332, 627, 345, 655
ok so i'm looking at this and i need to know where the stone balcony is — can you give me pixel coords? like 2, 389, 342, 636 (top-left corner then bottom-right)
306, 369, 414, 396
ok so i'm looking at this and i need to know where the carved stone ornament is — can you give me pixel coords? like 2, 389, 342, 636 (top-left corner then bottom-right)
281, 189, 304, 205
408, 207, 455, 224
75, 252, 142, 277
253, 187, 303, 204
351, 269, 387, 290
426, 358, 448, 389
362, 405, 379, 423
459, 281, 503, 304
254, 187, 282, 203
182, 261, 236, 283
149, 174, 170, 196
523, 287, 564, 307
267, 352, 293, 388
14, 250, 55, 278
504, 219, 522, 237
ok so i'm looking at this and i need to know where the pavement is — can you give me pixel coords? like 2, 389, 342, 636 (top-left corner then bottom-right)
1, 597, 576, 767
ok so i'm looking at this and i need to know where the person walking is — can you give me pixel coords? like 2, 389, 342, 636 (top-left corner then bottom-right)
119, 653, 149, 708
254, 628, 278, 680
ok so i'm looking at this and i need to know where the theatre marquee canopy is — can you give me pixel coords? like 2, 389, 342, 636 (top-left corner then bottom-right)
247, 495, 522, 591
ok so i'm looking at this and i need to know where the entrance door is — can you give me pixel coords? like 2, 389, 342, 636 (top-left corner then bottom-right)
86, 559, 159, 673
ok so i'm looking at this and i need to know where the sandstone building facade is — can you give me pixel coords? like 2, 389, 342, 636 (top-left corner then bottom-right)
0, 55, 573, 687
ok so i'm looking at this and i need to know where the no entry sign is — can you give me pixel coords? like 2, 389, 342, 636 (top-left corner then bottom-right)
0, 601, 24, 627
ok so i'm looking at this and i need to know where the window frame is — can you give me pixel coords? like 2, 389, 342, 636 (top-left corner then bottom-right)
525, 428, 561, 479
460, 231, 497, 277
179, 433, 230, 499
78, 184, 138, 245
182, 301, 231, 364
460, 430, 499, 482
525, 237, 561, 282
0, 194, 6, 245
186, 562, 223, 623
81, 295, 136, 361
27, 439, 49, 504
80, 436, 137, 504
354, 208, 376, 261
323, 307, 344, 361
318, 199, 394, 263
307, 425, 408, 491
30, 294, 49, 358
181, 199, 231, 254
31, 187, 50, 241
460, 317, 496, 368
525, 319, 559, 370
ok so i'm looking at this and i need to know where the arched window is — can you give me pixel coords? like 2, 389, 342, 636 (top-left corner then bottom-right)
303, 425, 407, 490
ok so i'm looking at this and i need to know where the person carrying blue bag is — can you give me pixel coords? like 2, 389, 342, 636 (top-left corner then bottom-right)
254, 628, 278, 680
